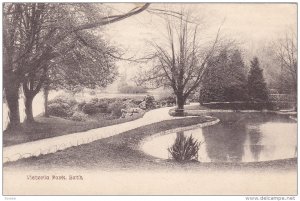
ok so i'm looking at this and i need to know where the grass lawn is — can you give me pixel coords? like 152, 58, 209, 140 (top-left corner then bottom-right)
4, 116, 296, 172
3, 112, 144, 147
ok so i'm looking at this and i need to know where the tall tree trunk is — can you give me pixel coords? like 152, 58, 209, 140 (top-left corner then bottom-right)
43, 86, 49, 117
23, 69, 45, 123
175, 92, 186, 116
5, 85, 21, 129
177, 95, 185, 109
24, 92, 34, 123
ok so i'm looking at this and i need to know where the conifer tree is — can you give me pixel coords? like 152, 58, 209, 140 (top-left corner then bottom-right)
247, 57, 269, 101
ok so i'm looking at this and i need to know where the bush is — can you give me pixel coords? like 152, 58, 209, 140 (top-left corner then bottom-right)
82, 102, 100, 115
130, 99, 143, 105
48, 103, 72, 117
144, 95, 156, 109
47, 94, 77, 118
159, 95, 176, 106
189, 91, 200, 102
122, 99, 139, 109
77, 101, 86, 111
90, 97, 99, 103
70, 111, 88, 121
94, 99, 109, 113
168, 132, 201, 162
96, 102, 109, 113
107, 101, 126, 117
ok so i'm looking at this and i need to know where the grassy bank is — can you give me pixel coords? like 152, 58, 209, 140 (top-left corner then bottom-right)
4, 116, 296, 172
3, 112, 144, 147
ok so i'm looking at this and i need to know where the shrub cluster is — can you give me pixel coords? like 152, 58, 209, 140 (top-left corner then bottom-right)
70, 111, 88, 121
48, 95, 77, 118
159, 95, 176, 107
48, 93, 179, 121
107, 101, 126, 117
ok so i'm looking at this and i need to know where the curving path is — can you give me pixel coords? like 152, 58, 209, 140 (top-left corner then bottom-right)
3, 103, 199, 163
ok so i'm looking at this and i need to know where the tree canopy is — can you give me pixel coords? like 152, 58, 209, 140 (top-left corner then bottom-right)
135, 12, 223, 115
247, 57, 269, 102
3, 3, 150, 127
200, 48, 248, 103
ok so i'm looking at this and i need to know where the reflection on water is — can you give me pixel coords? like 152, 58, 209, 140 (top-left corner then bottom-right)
142, 112, 297, 162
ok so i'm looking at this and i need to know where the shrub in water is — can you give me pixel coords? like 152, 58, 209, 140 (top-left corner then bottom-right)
168, 132, 201, 162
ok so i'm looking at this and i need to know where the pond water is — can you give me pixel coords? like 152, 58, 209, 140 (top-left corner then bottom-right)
141, 112, 297, 162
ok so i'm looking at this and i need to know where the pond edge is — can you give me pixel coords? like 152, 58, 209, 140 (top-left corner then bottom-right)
139, 116, 220, 155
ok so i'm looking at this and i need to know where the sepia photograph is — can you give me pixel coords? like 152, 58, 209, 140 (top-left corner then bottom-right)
2, 1, 298, 198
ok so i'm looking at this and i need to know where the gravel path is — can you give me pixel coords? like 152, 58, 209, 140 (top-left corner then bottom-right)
3, 104, 197, 163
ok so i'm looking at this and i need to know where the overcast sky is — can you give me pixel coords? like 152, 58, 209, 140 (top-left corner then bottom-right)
100, 3, 297, 84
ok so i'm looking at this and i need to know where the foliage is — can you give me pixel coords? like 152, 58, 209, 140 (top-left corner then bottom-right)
168, 132, 201, 162
129, 99, 144, 106
200, 49, 248, 103
47, 95, 77, 117
70, 111, 88, 121
107, 101, 126, 117
144, 95, 156, 109
49, 32, 119, 92
48, 103, 73, 118
3, 3, 149, 127
159, 96, 176, 106
118, 85, 147, 94
77, 101, 87, 111
247, 57, 269, 102
80, 98, 109, 114
82, 103, 100, 115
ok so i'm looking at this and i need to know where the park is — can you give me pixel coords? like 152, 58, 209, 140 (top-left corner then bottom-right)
2, 3, 297, 196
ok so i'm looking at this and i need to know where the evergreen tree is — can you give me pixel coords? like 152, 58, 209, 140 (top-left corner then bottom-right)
200, 49, 248, 103
224, 50, 248, 101
247, 57, 269, 101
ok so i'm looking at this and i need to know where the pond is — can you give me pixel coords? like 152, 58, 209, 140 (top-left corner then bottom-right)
141, 112, 297, 162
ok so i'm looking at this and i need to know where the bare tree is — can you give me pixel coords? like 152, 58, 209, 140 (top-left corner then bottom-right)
136, 12, 222, 116
273, 32, 297, 96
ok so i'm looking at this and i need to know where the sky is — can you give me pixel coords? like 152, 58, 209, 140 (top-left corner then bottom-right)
100, 3, 297, 86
